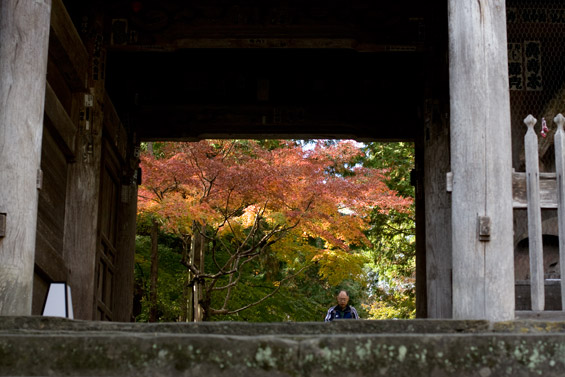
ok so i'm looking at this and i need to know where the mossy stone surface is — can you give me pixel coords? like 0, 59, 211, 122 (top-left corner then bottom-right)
1, 317, 565, 376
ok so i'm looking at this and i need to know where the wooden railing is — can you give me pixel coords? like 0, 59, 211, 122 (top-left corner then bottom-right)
513, 114, 565, 311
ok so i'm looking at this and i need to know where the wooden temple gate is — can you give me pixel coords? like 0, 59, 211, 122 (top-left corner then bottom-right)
0, 0, 562, 322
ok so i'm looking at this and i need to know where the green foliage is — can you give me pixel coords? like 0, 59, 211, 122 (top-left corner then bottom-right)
359, 142, 416, 319
359, 141, 414, 196
205, 253, 367, 322
201, 229, 338, 322
362, 285, 415, 319
134, 234, 186, 322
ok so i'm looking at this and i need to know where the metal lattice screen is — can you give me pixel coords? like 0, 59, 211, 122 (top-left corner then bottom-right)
507, 1, 565, 311
507, 1, 565, 171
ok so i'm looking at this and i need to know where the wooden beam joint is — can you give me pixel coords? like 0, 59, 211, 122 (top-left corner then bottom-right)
478, 216, 491, 242
0, 213, 6, 238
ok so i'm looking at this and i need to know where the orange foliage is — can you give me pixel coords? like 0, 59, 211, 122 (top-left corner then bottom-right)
138, 140, 412, 283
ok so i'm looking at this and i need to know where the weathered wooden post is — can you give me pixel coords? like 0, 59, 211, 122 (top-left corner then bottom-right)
425, 103, 452, 319
448, 0, 515, 320
524, 115, 544, 311
554, 114, 565, 310
62, 4, 105, 320
0, 0, 52, 315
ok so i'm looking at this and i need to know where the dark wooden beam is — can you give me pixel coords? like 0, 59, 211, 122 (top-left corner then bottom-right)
50, 0, 89, 91
109, 39, 423, 53
103, 93, 128, 161
44, 82, 77, 160
104, 0, 426, 52
131, 104, 417, 141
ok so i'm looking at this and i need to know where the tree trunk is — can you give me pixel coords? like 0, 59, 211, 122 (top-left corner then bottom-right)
0, 0, 52, 315
181, 234, 191, 322
191, 221, 205, 321
149, 219, 159, 322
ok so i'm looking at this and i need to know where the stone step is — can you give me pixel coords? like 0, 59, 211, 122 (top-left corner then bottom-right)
0, 316, 494, 335
1, 317, 565, 376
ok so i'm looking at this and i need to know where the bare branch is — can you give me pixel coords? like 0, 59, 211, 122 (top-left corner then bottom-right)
208, 263, 314, 316
221, 268, 241, 310
187, 147, 217, 200
209, 239, 227, 273
229, 201, 268, 253
220, 140, 237, 162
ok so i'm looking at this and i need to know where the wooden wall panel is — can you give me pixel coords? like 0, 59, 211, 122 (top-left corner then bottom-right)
44, 83, 77, 159
46, 58, 73, 114
33, 127, 70, 314
49, 0, 88, 92
32, 271, 51, 316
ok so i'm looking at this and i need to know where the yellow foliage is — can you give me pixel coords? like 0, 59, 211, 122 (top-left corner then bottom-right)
269, 231, 318, 267
363, 295, 415, 319
314, 249, 368, 286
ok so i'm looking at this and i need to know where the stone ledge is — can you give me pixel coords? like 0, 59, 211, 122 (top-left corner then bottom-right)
1, 332, 565, 376
0, 316, 494, 335
2, 317, 565, 376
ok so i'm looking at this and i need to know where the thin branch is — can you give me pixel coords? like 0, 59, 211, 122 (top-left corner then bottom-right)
228, 201, 268, 252
208, 263, 314, 316
220, 140, 237, 162
381, 222, 415, 234
222, 265, 241, 310
210, 239, 225, 273
209, 252, 260, 281
187, 147, 217, 200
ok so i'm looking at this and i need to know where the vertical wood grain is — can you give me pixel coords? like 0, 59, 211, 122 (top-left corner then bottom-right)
553, 114, 565, 311
0, 0, 52, 315
112, 179, 139, 322
524, 115, 544, 311
448, 0, 515, 320
424, 105, 452, 318
62, 6, 105, 320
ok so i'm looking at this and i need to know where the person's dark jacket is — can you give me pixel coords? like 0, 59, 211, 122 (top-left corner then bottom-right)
324, 304, 359, 321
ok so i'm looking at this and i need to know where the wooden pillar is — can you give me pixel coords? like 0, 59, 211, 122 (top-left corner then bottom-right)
63, 97, 103, 319
424, 100, 452, 318
0, 0, 52, 315
113, 172, 139, 322
422, 1, 452, 318
448, 0, 515, 320
113, 144, 140, 322
62, 7, 105, 320
414, 137, 428, 318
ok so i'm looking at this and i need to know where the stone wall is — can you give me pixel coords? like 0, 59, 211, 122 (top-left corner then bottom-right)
1, 317, 565, 376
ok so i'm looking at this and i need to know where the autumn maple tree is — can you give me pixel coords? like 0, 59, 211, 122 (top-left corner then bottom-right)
137, 139, 411, 321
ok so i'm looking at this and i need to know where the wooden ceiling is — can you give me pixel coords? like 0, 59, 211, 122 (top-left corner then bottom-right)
72, 0, 441, 141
